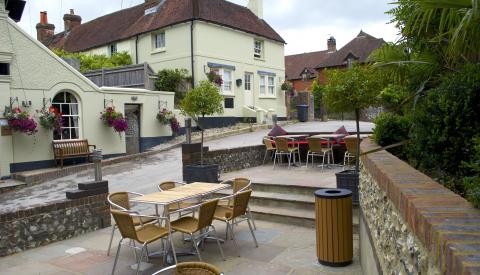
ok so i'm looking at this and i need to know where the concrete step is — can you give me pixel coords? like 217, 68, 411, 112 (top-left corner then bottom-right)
215, 189, 315, 211
250, 205, 359, 233
251, 182, 320, 196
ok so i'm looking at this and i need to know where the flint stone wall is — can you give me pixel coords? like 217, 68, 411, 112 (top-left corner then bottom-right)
0, 194, 110, 257
359, 138, 480, 275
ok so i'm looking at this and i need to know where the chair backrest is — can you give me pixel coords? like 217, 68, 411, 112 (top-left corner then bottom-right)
232, 190, 252, 219
344, 137, 359, 154
196, 199, 219, 231
152, 262, 223, 275
263, 138, 275, 150
110, 209, 138, 241
108, 192, 130, 210
158, 181, 177, 191
307, 137, 326, 153
274, 137, 290, 152
233, 178, 251, 193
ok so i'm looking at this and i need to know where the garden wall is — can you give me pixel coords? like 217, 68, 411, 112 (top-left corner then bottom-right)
359, 138, 480, 275
184, 144, 265, 173
0, 193, 110, 257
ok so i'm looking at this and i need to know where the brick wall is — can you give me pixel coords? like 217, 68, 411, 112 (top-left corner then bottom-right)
359, 138, 480, 275
0, 194, 110, 257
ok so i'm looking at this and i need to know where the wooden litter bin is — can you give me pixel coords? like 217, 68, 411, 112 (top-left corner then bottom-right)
315, 188, 353, 267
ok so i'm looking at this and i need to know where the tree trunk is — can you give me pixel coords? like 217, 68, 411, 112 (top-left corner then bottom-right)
200, 115, 204, 166
355, 108, 360, 174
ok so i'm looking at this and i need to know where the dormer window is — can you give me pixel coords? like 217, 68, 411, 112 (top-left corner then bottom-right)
0, 63, 10, 75
109, 43, 117, 56
254, 40, 263, 59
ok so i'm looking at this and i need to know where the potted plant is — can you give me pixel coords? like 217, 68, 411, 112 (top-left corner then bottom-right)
4, 107, 38, 135
180, 80, 224, 183
206, 71, 223, 86
100, 106, 128, 134
38, 106, 64, 131
157, 108, 180, 136
323, 64, 381, 204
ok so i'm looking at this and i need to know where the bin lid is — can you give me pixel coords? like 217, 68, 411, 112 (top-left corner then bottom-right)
315, 188, 352, 199
296, 104, 308, 107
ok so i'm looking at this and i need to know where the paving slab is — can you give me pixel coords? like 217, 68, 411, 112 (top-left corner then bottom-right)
0, 220, 362, 275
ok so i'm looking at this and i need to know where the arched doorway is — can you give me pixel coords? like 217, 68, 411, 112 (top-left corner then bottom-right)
52, 91, 80, 140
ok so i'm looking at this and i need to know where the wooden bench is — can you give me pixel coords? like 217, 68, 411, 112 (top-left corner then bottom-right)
53, 139, 96, 168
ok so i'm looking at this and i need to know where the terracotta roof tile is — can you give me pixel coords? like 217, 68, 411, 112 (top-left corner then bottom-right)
48, 0, 284, 52
285, 50, 331, 80
315, 31, 384, 69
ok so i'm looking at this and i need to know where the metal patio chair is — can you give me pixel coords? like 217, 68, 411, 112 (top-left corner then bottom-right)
217, 178, 257, 231
273, 137, 300, 168
343, 136, 359, 168
305, 137, 334, 170
262, 137, 276, 164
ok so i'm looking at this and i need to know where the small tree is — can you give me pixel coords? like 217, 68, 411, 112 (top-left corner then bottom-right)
180, 80, 224, 165
323, 64, 382, 173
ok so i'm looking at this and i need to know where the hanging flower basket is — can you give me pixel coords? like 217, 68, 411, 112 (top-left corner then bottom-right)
206, 71, 223, 86
4, 107, 38, 135
37, 106, 64, 131
100, 106, 128, 133
157, 108, 180, 135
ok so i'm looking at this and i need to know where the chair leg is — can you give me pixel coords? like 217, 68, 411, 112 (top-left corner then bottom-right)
111, 238, 123, 275
247, 206, 257, 230
247, 218, 259, 248
273, 152, 277, 168
191, 233, 202, 261
135, 245, 145, 275
169, 235, 178, 265
107, 224, 116, 256
228, 222, 241, 257
211, 225, 225, 260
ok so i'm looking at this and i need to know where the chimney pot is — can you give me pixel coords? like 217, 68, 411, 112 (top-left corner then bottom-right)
247, 0, 263, 19
327, 36, 336, 52
36, 11, 55, 44
70, 9, 74, 15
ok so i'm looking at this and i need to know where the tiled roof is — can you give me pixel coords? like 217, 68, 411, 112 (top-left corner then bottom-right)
47, 0, 285, 52
285, 50, 331, 80
315, 31, 384, 69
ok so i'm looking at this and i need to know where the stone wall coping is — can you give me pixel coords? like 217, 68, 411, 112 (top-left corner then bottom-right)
360, 138, 480, 274
0, 193, 108, 222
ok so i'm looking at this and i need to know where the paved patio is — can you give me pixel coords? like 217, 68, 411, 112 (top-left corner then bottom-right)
0, 219, 362, 275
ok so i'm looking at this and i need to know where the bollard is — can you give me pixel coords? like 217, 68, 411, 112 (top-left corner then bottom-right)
92, 149, 103, 181
272, 114, 278, 126
185, 118, 192, 144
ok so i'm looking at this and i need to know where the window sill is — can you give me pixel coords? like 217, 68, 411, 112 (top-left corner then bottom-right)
221, 93, 235, 97
254, 57, 265, 62
0, 75, 12, 83
258, 95, 276, 99
151, 48, 166, 54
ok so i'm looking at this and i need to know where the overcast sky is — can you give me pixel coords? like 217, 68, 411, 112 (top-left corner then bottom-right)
17, 0, 400, 55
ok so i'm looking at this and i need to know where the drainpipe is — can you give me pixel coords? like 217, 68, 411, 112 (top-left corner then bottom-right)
135, 35, 139, 64
191, 0, 199, 88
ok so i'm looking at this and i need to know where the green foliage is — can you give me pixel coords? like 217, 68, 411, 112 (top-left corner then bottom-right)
154, 69, 191, 106
373, 112, 411, 158
311, 79, 325, 119
281, 81, 293, 91
408, 64, 480, 181
180, 80, 224, 120
323, 64, 382, 113
378, 84, 409, 114
464, 137, 480, 208
53, 49, 132, 72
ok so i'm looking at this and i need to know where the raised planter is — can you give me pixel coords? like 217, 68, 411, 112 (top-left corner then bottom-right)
183, 164, 219, 183
335, 170, 359, 205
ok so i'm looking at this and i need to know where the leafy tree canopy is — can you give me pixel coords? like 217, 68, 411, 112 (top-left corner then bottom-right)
180, 80, 224, 120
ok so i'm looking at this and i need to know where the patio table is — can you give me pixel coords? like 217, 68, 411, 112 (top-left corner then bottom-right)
276, 134, 308, 139
130, 182, 229, 262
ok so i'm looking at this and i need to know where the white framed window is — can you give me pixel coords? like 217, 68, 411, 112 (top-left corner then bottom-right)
268, 76, 275, 95
109, 43, 117, 56
221, 69, 233, 94
259, 75, 266, 95
52, 91, 80, 140
244, 73, 252, 91
254, 40, 263, 59
153, 32, 166, 49
259, 75, 275, 96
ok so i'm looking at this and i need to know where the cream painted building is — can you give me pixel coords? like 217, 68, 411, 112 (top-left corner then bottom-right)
0, 1, 175, 179
40, 0, 287, 127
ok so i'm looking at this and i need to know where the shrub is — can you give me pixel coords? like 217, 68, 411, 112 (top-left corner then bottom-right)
408, 64, 480, 181
373, 112, 411, 158
53, 49, 132, 72
464, 137, 480, 208
155, 69, 191, 106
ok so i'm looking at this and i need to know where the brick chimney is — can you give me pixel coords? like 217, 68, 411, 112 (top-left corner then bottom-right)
63, 9, 81, 32
36, 11, 55, 44
247, 0, 263, 19
327, 36, 336, 52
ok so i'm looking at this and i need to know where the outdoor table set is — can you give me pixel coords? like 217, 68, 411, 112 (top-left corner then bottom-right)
108, 180, 258, 275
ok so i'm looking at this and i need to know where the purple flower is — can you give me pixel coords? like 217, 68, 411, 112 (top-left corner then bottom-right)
112, 118, 128, 133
